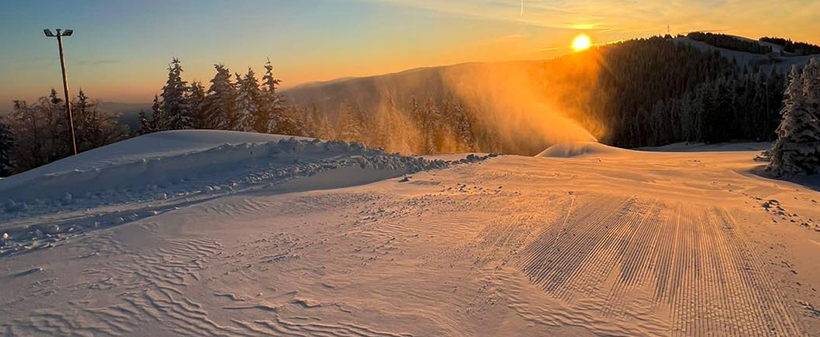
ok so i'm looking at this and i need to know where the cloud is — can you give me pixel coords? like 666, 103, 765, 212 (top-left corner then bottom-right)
344, 0, 820, 41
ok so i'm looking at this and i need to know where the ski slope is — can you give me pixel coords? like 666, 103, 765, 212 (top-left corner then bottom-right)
1, 131, 820, 336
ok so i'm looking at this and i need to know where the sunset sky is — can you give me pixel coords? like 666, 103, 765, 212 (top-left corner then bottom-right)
1, 0, 818, 110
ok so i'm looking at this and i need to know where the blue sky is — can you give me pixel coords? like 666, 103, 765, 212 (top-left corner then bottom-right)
1, 0, 818, 110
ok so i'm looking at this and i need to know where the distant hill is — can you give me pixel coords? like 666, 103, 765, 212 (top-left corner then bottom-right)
675, 34, 818, 74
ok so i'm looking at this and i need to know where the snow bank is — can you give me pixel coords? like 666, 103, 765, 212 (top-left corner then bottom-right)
1, 130, 312, 190
0, 131, 496, 255
536, 142, 629, 158
0, 131, 453, 206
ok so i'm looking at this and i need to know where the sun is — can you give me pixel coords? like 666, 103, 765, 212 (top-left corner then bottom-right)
572, 34, 592, 52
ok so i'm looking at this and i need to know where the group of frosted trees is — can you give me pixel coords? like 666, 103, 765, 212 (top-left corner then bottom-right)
767, 58, 820, 176
0, 90, 128, 174
336, 96, 478, 155
139, 58, 302, 136
139, 58, 479, 155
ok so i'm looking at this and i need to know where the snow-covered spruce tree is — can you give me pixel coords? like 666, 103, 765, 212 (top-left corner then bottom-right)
188, 81, 206, 129
805, 58, 820, 106
73, 89, 100, 151
202, 64, 236, 130
234, 68, 262, 132
138, 110, 151, 135
337, 103, 362, 142
767, 62, 820, 176
161, 58, 191, 130
261, 59, 284, 134
151, 95, 163, 132
307, 104, 333, 140
0, 118, 15, 177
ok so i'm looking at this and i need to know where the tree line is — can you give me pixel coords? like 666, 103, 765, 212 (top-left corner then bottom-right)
138, 58, 305, 136
0, 90, 128, 174
687, 32, 773, 54
140, 58, 481, 156
760, 37, 820, 56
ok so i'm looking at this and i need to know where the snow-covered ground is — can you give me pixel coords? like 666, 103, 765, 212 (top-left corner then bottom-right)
1, 131, 819, 336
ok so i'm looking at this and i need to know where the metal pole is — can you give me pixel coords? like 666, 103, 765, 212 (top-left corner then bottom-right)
56, 30, 78, 155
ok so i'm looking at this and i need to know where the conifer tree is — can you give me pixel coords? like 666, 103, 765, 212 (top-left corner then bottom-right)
337, 103, 361, 142
0, 118, 15, 177
202, 64, 236, 130
151, 95, 163, 132
768, 63, 820, 176
804, 58, 820, 106
234, 67, 262, 132
307, 104, 333, 139
45, 89, 68, 159
161, 58, 191, 130
261, 58, 284, 133
138, 110, 151, 135
188, 81, 206, 129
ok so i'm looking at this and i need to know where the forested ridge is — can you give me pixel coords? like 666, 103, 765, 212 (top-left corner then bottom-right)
582, 36, 787, 147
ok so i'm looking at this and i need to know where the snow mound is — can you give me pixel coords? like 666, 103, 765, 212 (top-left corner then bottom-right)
536, 142, 629, 158
0, 131, 496, 255
0, 131, 449, 206
2, 130, 312, 189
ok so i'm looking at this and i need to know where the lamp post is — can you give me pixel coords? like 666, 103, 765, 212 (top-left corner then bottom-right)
44, 28, 78, 156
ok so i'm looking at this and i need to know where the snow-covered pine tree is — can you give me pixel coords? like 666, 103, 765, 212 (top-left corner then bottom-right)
261, 58, 284, 134
337, 103, 361, 142
386, 97, 414, 154
804, 58, 820, 107
414, 98, 441, 154
307, 104, 333, 140
45, 89, 68, 159
767, 63, 820, 176
0, 118, 15, 177
188, 81, 206, 129
161, 58, 192, 130
151, 95, 163, 132
234, 68, 262, 132
202, 64, 237, 130
73, 90, 96, 151
138, 110, 151, 135
451, 102, 475, 152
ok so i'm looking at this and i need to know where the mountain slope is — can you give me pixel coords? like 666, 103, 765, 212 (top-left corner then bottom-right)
283, 36, 818, 153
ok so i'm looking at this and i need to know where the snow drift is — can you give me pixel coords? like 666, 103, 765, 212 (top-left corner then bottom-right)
536, 141, 630, 158
0, 131, 497, 256
0, 130, 448, 205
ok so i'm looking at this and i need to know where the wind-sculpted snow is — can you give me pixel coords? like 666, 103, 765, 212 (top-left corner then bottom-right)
2, 138, 818, 336
0, 132, 495, 257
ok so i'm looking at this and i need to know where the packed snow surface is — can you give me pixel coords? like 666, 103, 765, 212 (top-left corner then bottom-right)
1, 133, 820, 336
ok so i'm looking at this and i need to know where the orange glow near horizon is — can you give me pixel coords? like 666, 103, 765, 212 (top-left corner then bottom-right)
572, 34, 592, 52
